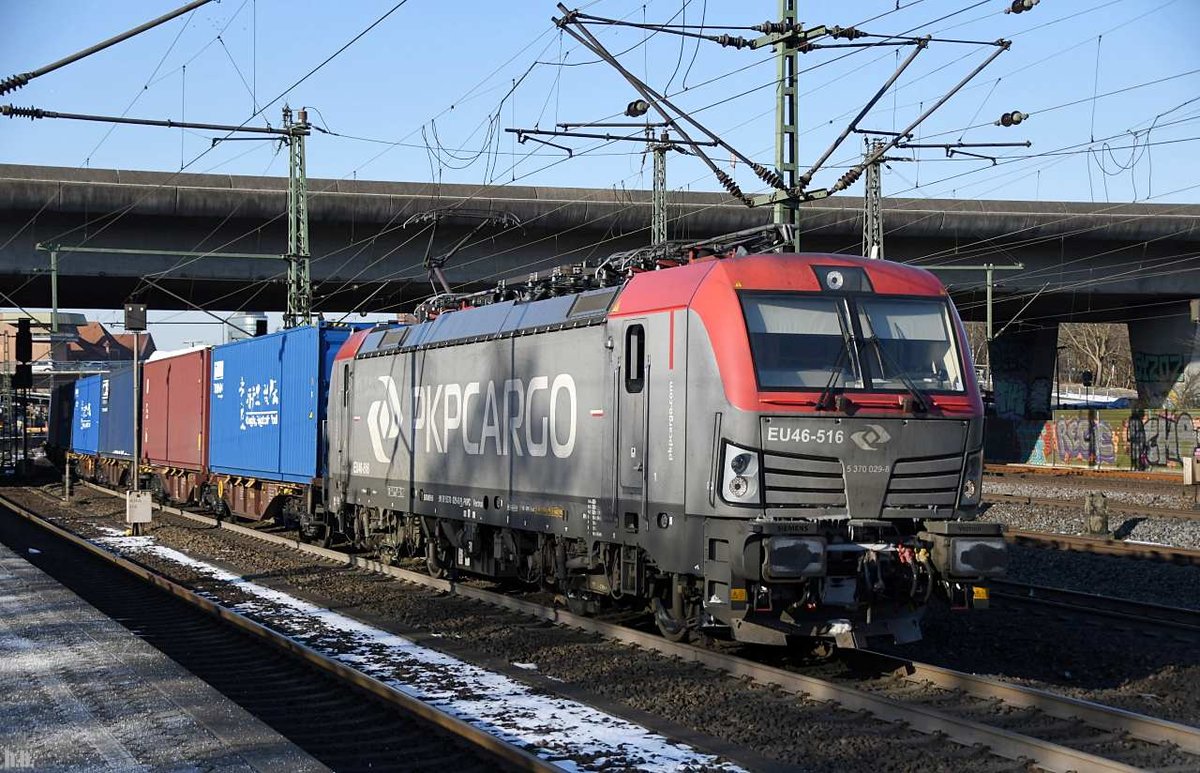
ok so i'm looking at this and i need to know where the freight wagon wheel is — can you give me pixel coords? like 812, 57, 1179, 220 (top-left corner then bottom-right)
148, 475, 165, 504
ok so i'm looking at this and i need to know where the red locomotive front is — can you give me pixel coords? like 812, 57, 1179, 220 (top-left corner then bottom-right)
612, 252, 1005, 647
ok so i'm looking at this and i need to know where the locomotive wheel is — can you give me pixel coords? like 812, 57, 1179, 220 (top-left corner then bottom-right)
425, 541, 450, 579
806, 640, 836, 661
565, 592, 589, 617
652, 597, 693, 643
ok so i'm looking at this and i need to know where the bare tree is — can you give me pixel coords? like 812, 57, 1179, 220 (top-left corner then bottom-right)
1170, 366, 1200, 409
964, 322, 988, 370
1058, 323, 1134, 389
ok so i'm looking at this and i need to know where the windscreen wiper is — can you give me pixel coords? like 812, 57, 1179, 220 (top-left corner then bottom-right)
865, 334, 929, 413
815, 345, 847, 411
816, 317, 859, 411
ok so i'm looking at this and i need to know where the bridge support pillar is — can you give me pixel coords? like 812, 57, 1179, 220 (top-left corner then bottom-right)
1128, 301, 1200, 410
988, 328, 1057, 420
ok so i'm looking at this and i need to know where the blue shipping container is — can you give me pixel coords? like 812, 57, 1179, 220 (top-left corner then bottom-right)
208, 324, 353, 483
99, 365, 136, 459
71, 374, 102, 455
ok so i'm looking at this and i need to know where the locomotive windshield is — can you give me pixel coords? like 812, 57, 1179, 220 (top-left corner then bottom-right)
742, 293, 964, 393
857, 298, 964, 393
742, 296, 863, 389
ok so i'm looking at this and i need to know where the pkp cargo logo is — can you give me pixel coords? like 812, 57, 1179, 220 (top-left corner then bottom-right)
368, 375, 403, 463
850, 423, 891, 451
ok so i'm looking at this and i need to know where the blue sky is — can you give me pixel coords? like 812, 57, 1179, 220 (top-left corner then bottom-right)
2, 0, 1198, 347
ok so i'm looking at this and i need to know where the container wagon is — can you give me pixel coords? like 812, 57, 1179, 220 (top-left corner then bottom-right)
69, 373, 102, 480
95, 365, 137, 485
142, 347, 211, 505
204, 324, 355, 520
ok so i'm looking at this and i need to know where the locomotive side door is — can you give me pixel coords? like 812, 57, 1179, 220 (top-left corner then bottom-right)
618, 321, 648, 522
328, 361, 353, 507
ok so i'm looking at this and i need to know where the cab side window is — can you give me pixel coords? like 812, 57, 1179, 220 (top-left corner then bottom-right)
624, 324, 645, 393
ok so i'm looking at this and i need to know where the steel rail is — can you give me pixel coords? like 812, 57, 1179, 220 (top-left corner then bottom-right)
0, 490, 556, 773
858, 650, 1200, 755
989, 579, 1200, 636
984, 463, 1182, 484
986, 491, 1200, 521
65, 482, 1172, 773
1006, 528, 1200, 566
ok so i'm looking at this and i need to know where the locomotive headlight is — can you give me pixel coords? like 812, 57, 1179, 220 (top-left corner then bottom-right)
764, 535, 826, 579
721, 443, 761, 504
729, 476, 750, 497
950, 536, 1008, 577
959, 452, 983, 507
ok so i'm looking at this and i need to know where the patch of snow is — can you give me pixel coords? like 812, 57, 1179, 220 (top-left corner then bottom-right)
90, 528, 743, 771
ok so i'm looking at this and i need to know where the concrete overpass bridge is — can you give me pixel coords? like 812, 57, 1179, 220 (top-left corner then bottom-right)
0, 163, 1197, 414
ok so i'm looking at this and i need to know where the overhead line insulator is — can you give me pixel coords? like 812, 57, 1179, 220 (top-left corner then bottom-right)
1005, 0, 1039, 14
710, 34, 753, 49
0, 73, 32, 96
995, 110, 1028, 127
0, 105, 45, 120
827, 26, 868, 40
715, 169, 752, 206
750, 162, 784, 190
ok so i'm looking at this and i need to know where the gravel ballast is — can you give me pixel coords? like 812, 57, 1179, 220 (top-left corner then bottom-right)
6, 483, 1198, 764
984, 476, 1200, 551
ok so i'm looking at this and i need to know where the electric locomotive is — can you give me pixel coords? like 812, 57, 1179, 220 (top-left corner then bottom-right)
320, 228, 1006, 647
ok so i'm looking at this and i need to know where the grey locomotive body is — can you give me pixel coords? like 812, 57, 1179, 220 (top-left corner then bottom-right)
322, 251, 1005, 647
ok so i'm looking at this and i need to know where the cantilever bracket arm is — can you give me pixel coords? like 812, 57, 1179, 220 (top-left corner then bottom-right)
797, 37, 929, 190
828, 41, 1010, 195
555, 4, 784, 205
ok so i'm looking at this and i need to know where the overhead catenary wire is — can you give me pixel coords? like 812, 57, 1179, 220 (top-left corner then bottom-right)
0, 0, 215, 95
145, 0, 979, 312
28, 0, 414, 257
9, 0, 1190, 328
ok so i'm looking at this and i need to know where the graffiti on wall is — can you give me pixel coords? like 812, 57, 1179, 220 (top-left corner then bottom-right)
988, 332, 1055, 420
1134, 352, 1185, 384
993, 377, 1053, 421
1136, 412, 1199, 468
986, 409, 1199, 470
1133, 351, 1189, 407
1054, 416, 1116, 465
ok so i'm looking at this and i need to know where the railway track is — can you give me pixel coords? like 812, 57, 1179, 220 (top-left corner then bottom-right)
988, 579, 1200, 643
984, 464, 1182, 484
841, 651, 1200, 770
0, 492, 549, 773
985, 491, 1200, 521
33, 482, 1200, 773
1006, 527, 1200, 566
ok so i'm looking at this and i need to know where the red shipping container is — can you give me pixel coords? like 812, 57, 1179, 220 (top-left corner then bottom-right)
142, 347, 210, 504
